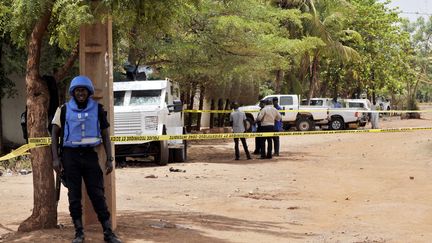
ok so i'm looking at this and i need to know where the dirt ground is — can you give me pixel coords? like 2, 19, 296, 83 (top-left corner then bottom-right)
2, 108, 432, 243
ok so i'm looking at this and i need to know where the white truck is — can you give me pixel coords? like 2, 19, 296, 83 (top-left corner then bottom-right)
301, 98, 369, 130
239, 94, 328, 131
113, 79, 187, 166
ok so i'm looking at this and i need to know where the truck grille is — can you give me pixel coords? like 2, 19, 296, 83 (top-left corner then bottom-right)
114, 112, 142, 135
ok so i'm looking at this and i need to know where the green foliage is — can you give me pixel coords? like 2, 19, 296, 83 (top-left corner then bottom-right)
9, 0, 54, 46
349, 0, 414, 98
50, 0, 93, 50
0, 0, 424, 107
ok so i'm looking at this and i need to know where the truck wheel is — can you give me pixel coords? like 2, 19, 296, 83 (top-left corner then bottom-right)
173, 140, 187, 162
155, 141, 169, 166
245, 117, 254, 132
296, 117, 314, 131
283, 123, 291, 131
330, 117, 345, 130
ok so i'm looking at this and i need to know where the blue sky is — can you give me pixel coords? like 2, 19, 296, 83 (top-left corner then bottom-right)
385, 0, 431, 22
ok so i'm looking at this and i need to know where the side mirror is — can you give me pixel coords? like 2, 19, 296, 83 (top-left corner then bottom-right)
168, 100, 183, 112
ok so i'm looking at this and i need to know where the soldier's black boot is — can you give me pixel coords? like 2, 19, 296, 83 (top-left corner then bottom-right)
102, 220, 122, 243
72, 218, 85, 243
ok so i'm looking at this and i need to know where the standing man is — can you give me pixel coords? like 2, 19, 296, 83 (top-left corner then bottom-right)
256, 99, 282, 159
230, 102, 252, 160
51, 76, 121, 243
253, 100, 265, 155
272, 97, 283, 156
371, 100, 380, 129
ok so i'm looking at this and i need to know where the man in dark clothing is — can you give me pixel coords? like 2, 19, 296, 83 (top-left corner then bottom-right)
230, 102, 252, 160
253, 100, 265, 155
272, 97, 283, 156
51, 75, 121, 243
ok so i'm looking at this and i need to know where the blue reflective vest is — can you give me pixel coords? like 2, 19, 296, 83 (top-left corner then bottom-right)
63, 98, 101, 147
274, 104, 283, 132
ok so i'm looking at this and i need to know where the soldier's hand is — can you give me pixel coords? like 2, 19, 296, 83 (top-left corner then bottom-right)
105, 159, 113, 175
53, 158, 63, 174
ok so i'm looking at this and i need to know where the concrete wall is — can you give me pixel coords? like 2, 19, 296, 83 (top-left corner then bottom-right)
1, 74, 26, 145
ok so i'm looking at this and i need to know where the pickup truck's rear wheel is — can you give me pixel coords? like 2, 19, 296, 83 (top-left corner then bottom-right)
296, 117, 315, 131
330, 117, 345, 130
245, 116, 254, 132
155, 141, 169, 166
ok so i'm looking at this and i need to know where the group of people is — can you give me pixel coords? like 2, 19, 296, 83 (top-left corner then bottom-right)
229, 98, 282, 160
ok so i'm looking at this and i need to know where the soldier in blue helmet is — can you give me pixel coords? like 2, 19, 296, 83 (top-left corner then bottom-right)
50, 76, 121, 243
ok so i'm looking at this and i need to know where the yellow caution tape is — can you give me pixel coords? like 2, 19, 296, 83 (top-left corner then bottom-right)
3, 126, 432, 162
184, 109, 432, 114
0, 143, 47, 162
26, 126, 432, 143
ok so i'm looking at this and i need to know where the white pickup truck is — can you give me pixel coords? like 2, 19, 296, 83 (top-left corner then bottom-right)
239, 94, 328, 131
113, 79, 187, 165
301, 98, 369, 130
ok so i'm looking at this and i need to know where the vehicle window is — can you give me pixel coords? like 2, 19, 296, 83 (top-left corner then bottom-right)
129, 90, 161, 106
348, 102, 364, 108
310, 100, 323, 106
280, 96, 293, 106
300, 100, 308, 105
114, 91, 125, 106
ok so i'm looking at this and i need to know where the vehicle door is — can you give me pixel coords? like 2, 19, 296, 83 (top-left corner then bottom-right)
279, 95, 296, 121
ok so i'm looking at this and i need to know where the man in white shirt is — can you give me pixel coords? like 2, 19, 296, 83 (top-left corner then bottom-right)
230, 102, 252, 160
255, 99, 282, 159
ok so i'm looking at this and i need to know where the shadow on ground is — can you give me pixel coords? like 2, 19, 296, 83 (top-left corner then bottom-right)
2, 210, 315, 242
187, 145, 317, 165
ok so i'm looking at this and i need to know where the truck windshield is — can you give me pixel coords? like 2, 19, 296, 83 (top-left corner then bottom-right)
130, 90, 161, 106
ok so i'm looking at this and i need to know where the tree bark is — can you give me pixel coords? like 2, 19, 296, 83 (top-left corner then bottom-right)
186, 84, 196, 132
0, 98, 3, 155
307, 51, 320, 102
18, 4, 57, 232
221, 99, 230, 127
53, 42, 79, 82
217, 98, 223, 127
196, 85, 205, 131
0, 40, 3, 155
274, 69, 284, 94
209, 99, 215, 129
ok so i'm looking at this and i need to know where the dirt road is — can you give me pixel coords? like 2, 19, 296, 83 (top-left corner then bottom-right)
2, 112, 432, 242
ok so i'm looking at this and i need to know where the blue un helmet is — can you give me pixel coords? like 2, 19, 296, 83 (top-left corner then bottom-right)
69, 75, 95, 96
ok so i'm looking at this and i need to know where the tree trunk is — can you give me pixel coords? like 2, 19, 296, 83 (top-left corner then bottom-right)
217, 98, 224, 127
18, 5, 57, 232
275, 69, 284, 94
0, 98, 2, 155
196, 85, 205, 131
222, 99, 230, 126
0, 39, 3, 155
53, 43, 79, 82
209, 99, 215, 129
307, 51, 320, 102
186, 84, 196, 132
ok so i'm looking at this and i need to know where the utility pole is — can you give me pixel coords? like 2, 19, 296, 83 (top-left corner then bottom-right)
79, 18, 116, 228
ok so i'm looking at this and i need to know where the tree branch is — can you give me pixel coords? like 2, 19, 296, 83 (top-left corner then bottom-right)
54, 43, 79, 82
